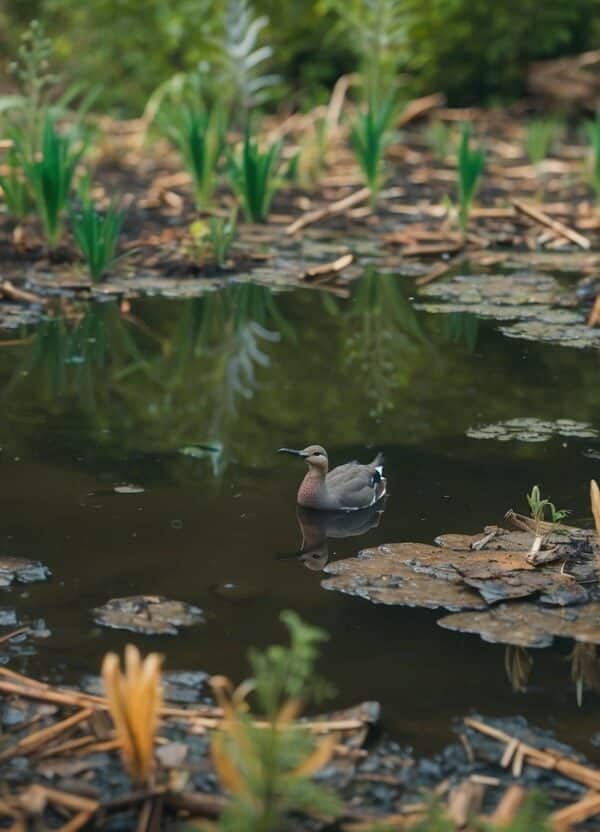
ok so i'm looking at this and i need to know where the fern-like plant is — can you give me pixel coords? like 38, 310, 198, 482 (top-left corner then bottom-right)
210, 610, 340, 832
213, 0, 279, 120
457, 122, 484, 234
227, 129, 282, 222
162, 103, 226, 208
22, 115, 83, 248
350, 94, 395, 205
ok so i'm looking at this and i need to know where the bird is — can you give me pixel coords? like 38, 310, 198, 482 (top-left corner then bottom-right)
278, 445, 386, 511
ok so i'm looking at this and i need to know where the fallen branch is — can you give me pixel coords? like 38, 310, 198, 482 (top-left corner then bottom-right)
513, 201, 591, 250
286, 188, 371, 234
0, 708, 94, 762
397, 93, 446, 127
1, 280, 46, 305
304, 253, 354, 282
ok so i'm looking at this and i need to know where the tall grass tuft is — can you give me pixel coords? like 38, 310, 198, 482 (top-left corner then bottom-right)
102, 644, 162, 785
163, 104, 226, 208
457, 122, 484, 234
227, 129, 282, 222
0, 145, 31, 220
350, 94, 395, 205
71, 192, 125, 282
585, 112, 600, 204
210, 610, 340, 832
21, 115, 83, 248
525, 119, 560, 167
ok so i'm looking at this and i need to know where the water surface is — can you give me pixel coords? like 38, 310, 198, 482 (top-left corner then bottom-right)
1, 272, 600, 756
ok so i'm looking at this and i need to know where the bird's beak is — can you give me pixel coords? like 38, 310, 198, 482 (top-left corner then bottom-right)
277, 447, 307, 457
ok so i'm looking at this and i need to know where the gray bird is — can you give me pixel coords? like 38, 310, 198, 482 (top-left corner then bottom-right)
278, 445, 386, 511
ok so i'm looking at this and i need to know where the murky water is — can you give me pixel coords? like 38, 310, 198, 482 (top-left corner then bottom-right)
1, 271, 600, 757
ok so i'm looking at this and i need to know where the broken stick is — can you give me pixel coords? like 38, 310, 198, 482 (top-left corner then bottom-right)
286, 187, 370, 235
513, 201, 591, 250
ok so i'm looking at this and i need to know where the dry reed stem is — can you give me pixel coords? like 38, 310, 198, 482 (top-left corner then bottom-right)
101, 645, 163, 785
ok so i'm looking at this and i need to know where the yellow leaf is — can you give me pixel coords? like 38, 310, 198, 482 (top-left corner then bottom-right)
210, 732, 249, 797
189, 220, 209, 241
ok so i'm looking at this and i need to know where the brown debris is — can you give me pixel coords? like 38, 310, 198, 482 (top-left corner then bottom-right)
513, 200, 591, 250
285, 187, 371, 234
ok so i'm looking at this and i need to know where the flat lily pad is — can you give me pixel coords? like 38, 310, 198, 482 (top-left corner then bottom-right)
438, 601, 600, 648
0, 556, 50, 587
92, 595, 204, 635
466, 418, 598, 443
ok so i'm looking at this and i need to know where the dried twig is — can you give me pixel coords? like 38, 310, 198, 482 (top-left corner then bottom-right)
513, 201, 591, 250
286, 188, 370, 234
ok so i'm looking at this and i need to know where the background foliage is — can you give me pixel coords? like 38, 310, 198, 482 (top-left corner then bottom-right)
1, 0, 600, 113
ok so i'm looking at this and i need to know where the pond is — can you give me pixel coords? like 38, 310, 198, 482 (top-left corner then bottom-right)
1, 269, 599, 759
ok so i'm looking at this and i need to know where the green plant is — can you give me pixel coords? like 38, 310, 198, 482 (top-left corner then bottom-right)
0, 145, 31, 220
162, 104, 226, 208
457, 122, 484, 234
227, 129, 283, 222
213, 0, 279, 119
585, 112, 600, 203
525, 119, 560, 167
526, 484, 569, 525
321, 0, 405, 103
350, 94, 395, 205
209, 210, 238, 268
210, 610, 340, 832
425, 120, 455, 163
71, 192, 126, 281
22, 115, 83, 249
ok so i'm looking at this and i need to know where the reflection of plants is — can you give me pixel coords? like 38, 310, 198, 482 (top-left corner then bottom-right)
210, 610, 340, 832
344, 269, 428, 417
350, 94, 395, 205
442, 311, 479, 353
227, 129, 283, 222
504, 646, 533, 693
570, 643, 600, 707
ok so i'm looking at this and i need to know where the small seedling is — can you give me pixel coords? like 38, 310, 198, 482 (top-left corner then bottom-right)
525, 119, 560, 168
350, 94, 395, 205
227, 129, 282, 222
22, 115, 83, 249
526, 484, 569, 562
457, 122, 484, 234
70, 190, 126, 282
162, 104, 226, 208
209, 209, 237, 268
425, 120, 455, 163
585, 112, 600, 204
102, 644, 162, 785
526, 484, 569, 525
210, 610, 340, 832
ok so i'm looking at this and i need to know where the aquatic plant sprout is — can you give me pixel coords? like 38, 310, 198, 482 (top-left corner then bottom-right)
525, 119, 561, 167
457, 122, 484, 233
70, 193, 126, 282
350, 94, 395, 205
209, 209, 237, 268
526, 485, 569, 526
0, 144, 30, 219
162, 104, 226, 208
227, 129, 283, 222
585, 112, 600, 203
21, 115, 83, 248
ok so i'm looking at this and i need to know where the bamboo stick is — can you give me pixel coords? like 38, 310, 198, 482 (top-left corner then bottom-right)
513, 201, 591, 250
286, 188, 371, 234
0, 709, 93, 761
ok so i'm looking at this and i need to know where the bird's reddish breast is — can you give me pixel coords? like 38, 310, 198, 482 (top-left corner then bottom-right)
297, 473, 322, 507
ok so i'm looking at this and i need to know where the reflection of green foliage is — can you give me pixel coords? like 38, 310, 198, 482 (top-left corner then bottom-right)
344, 269, 429, 417
442, 311, 479, 353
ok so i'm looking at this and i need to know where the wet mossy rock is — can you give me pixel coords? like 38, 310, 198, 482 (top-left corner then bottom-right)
322, 525, 600, 646
92, 595, 204, 635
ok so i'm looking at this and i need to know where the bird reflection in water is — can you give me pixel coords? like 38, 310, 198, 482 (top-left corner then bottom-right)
292, 502, 385, 571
